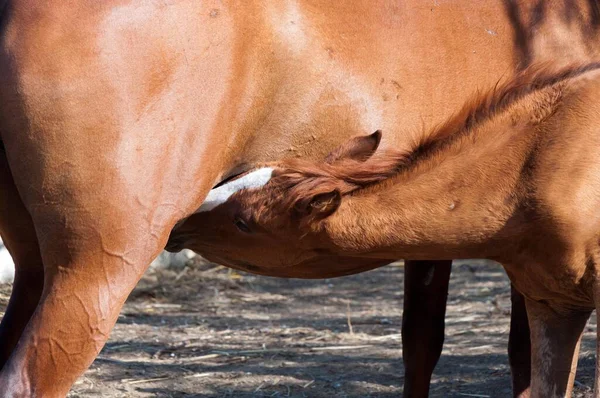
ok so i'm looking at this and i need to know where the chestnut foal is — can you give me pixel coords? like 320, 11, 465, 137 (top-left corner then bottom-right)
169, 63, 600, 397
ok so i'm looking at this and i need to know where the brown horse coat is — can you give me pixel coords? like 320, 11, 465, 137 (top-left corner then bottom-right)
184, 64, 600, 397
1, 1, 600, 396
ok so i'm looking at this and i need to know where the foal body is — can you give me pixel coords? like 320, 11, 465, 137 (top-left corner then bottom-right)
320, 74, 600, 396
171, 65, 600, 396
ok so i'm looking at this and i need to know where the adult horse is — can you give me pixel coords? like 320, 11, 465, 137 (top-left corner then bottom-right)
0, 1, 598, 396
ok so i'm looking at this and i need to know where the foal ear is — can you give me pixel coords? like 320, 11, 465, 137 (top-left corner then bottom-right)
325, 130, 382, 163
295, 190, 342, 219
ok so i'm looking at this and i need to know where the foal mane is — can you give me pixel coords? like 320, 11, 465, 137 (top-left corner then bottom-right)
273, 62, 600, 215
414, 61, 600, 155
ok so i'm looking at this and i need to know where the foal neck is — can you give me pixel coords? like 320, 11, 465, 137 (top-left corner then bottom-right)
322, 66, 599, 260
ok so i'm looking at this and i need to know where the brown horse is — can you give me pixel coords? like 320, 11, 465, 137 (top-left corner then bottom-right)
1, 0, 600, 396
172, 63, 600, 397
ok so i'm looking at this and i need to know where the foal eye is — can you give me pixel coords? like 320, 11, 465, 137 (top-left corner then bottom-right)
234, 218, 252, 233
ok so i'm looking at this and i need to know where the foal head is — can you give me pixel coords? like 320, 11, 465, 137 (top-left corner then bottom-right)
167, 131, 397, 278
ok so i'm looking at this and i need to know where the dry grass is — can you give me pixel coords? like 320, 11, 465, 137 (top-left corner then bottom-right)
0, 259, 596, 397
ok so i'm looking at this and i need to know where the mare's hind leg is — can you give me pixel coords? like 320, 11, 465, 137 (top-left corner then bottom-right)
508, 285, 531, 398
0, 142, 185, 397
402, 262, 532, 398
402, 259, 452, 397
0, 151, 44, 369
0, 204, 169, 397
525, 298, 590, 397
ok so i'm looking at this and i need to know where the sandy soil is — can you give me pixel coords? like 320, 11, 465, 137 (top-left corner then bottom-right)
0, 259, 596, 397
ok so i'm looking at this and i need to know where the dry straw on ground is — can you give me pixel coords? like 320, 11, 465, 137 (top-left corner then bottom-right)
0, 258, 596, 397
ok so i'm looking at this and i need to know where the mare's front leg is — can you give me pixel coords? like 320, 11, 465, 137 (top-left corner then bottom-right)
525, 298, 590, 397
0, 151, 44, 368
402, 259, 452, 397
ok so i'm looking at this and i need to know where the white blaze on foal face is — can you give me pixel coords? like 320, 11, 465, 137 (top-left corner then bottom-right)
196, 167, 274, 213
168, 165, 317, 273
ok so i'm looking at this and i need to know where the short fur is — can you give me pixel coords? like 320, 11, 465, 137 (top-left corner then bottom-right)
273, 62, 600, 220
184, 62, 600, 397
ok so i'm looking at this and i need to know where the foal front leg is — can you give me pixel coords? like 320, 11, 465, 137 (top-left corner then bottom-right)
525, 298, 590, 398
402, 259, 452, 397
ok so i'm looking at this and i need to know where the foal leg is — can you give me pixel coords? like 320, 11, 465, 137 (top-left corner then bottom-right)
0, 151, 44, 369
525, 298, 590, 398
508, 285, 532, 398
402, 259, 452, 397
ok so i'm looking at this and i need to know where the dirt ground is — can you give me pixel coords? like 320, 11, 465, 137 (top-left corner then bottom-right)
0, 259, 596, 397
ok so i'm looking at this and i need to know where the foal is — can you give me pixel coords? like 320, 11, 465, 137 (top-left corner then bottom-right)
169, 63, 600, 396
